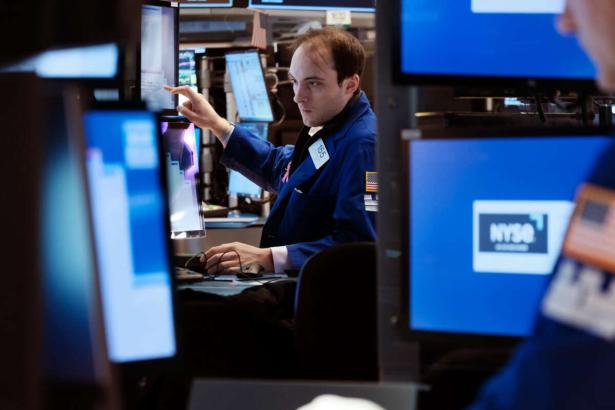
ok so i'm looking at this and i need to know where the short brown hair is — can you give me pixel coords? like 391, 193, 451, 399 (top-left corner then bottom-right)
291, 27, 366, 85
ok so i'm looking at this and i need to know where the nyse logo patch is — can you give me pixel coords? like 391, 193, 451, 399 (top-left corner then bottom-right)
473, 201, 574, 275
479, 213, 548, 254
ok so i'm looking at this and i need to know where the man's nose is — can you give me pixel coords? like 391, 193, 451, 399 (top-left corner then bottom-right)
294, 84, 308, 103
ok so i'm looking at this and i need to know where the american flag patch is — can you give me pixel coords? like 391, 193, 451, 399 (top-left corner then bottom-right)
563, 184, 615, 274
365, 172, 378, 193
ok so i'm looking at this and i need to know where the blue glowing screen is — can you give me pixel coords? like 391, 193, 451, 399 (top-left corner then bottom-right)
400, 0, 595, 80
228, 123, 268, 197
84, 110, 176, 362
408, 135, 611, 337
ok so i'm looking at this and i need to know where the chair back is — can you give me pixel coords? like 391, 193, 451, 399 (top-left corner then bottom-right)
294, 242, 378, 380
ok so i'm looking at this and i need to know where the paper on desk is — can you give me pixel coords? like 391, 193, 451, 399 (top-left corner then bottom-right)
296, 394, 386, 410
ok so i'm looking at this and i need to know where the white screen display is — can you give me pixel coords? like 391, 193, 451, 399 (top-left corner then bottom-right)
226, 52, 274, 122
161, 121, 205, 234
141, 5, 177, 111
228, 123, 269, 197
84, 110, 176, 363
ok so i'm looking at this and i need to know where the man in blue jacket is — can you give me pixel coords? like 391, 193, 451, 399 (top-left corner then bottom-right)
166, 28, 376, 274
470, 0, 615, 408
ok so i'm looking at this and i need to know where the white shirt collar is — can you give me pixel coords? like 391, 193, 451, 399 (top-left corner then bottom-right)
308, 126, 323, 137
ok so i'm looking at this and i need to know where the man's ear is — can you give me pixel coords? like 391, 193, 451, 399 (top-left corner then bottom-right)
343, 74, 360, 95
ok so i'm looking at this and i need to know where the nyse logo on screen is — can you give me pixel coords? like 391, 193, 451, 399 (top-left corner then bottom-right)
473, 201, 574, 275
479, 213, 548, 254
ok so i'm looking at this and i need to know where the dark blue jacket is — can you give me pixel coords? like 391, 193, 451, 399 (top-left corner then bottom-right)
221, 91, 377, 270
470, 142, 615, 410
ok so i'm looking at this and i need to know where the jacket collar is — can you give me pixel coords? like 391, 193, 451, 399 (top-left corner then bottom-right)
270, 91, 371, 215
317, 91, 370, 146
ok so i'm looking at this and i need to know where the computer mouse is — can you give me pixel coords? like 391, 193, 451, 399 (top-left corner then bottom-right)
241, 263, 264, 278
175, 267, 204, 282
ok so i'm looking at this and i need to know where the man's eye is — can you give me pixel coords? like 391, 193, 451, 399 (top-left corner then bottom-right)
310, 81, 319, 87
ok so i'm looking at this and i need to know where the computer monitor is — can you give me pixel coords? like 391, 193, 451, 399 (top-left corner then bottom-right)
180, 0, 233, 7
41, 91, 118, 408
228, 123, 269, 198
179, 49, 197, 88
160, 118, 206, 236
0, 0, 138, 67
2, 43, 120, 79
141, 1, 178, 112
178, 49, 199, 107
393, 0, 596, 91
403, 130, 613, 340
83, 107, 177, 364
249, 0, 375, 12
225, 51, 274, 123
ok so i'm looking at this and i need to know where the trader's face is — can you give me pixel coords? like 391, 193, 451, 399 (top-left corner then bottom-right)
289, 44, 359, 127
558, 0, 615, 91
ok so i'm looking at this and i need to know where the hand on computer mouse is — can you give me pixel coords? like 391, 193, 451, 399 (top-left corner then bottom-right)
202, 242, 274, 274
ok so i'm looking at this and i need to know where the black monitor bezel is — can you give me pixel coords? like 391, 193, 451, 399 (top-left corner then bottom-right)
138, 1, 180, 115
67, 92, 123, 407
225, 49, 275, 123
400, 126, 615, 347
390, 0, 599, 95
81, 101, 182, 371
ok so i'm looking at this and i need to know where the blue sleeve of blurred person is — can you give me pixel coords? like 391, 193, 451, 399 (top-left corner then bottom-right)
469, 142, 615, 410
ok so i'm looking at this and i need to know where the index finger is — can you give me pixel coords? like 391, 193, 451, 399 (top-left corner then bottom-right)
205, 252, 237, 271
205, 243, 234, 260
163, 84, 200, 99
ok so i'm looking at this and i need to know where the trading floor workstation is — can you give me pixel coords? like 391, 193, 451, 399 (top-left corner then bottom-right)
2, 0, 614, 409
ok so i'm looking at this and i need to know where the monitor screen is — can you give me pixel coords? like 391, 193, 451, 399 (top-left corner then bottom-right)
249, 0, 375, 11
83, 109, 177, 363
398, 0, 596, 86
141, 3, 177, 112
161, 120, 205, 235
225, 51, 274, 123
407, 134, 612, 338
180, 0, 233, 7
178, 49, 198, 107
228, 123, 268, 197
179, 49, 197, 88
2, 43, 119, 79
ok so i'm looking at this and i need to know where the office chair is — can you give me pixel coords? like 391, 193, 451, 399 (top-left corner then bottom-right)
293, 242, 378, 381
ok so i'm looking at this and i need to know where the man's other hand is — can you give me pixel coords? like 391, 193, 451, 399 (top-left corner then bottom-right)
202, 242, 274, 274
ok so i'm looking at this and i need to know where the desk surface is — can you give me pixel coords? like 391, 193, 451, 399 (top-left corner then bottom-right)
178, 280, 261, 297
178, 274, 289, 296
